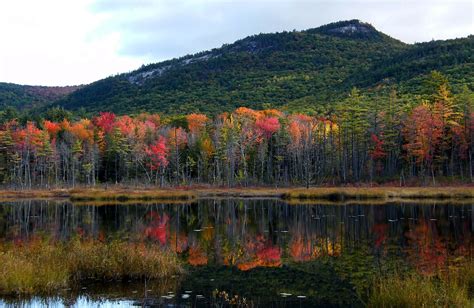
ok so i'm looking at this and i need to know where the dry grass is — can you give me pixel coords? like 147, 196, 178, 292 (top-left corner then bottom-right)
71, 199, 194, 206
0, 189, 69, 201
67, 240, 183, 280
283, 198, 474, 206
0, 187, 196, 202
0, 239, 183, 296
284, 187, 474, 201
195, 187, 287, 198
368, 263, 474, 307
68, 188, 196, 201
0, 242, 68, 295
1, 186, 474, 204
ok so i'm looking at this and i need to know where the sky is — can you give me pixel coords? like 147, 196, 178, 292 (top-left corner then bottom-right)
0, 0, 472, 86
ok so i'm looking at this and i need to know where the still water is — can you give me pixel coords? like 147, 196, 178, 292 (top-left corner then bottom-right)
0, 199, 472, 307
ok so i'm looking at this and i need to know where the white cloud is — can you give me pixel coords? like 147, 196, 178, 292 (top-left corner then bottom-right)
0, 0, 472, 86
0, 0, 145, 86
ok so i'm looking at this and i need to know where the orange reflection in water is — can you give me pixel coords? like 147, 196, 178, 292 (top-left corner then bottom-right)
290, 237, 313, 262
236, 235, 282, 271
405, 220, 447, 276
188, 245, 208, 266
169, 232, 188, 253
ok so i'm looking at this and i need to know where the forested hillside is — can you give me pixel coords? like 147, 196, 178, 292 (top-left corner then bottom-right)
1, 72, 473, 187
0, 83, 81, 110
1, 20, 472, 119
50, 20, 473, 115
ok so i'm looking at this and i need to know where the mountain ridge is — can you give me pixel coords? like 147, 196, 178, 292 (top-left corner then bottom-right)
0, 82, 82, 110
1, 20, 472, 115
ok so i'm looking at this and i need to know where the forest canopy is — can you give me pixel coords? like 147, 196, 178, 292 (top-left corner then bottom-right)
1, 72, 473, 188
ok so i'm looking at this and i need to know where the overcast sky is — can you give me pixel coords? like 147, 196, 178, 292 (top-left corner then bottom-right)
0, 0, 472, 86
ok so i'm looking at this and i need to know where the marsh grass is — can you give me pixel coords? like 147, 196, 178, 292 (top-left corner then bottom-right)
284, 187, 474, 201
195, 187, 287, 198
71, 199, 194, 206
0, 239, 183, 296
0, 189, 69, 201
283, 198, 474, 206
369, 264, 474, 307
1, 186, 474, 203
0, 187, 196, 202
68, 188, 196, 201
0, 243, 69, 295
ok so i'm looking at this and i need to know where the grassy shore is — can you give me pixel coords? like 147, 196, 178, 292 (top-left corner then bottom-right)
283, 186, 474, 201
0, 239, 183, 296
1, 186, 474, 203
283, 197, 474, 206
68, 188, 196, 202
0, 187, 196, 202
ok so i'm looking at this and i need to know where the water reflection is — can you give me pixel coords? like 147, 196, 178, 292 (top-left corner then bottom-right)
0, 199, 472, 306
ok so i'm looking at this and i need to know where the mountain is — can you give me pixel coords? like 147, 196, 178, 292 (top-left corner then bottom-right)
4, 20, 474, 115
0, 83, 81, 110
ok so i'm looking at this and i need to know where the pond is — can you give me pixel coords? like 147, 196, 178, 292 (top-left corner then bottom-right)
0, 199, 472, 307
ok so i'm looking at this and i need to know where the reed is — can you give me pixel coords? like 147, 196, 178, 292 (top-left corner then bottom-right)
1, 186, 474, 203
283, 187, 474, 201
0, 243, 69, 295
0, 239, 183, 296
71, 199, 194, 206
196, 187, 287, 198
368, 265, 473, 307
0, 189, 69, 200
283, 198, 474, 206
68, 188, 196, 201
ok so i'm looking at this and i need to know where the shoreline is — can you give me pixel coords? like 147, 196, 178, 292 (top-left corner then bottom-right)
1, 186, 474, 203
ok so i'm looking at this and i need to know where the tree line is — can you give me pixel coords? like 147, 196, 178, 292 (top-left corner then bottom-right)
0, 74, 473, 188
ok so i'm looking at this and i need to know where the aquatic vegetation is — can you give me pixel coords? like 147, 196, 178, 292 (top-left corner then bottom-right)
211, 289, 249, 307
0, 187, 197, 202
0, 239, 183, 296
0, 242, 69, 295
368, 266, 474, 307
2, 186, 474, 205
284, 187, 474, 201
68, 188, 196, 201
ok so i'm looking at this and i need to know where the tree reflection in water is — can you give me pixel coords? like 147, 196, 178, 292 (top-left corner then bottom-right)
0, 199, 471, 269
0, 199, 472, 306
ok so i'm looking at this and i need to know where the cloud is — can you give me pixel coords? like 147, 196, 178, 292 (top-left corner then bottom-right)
89, 0, 473, 63
0, 0, 472, 86
0, 0, 145, 86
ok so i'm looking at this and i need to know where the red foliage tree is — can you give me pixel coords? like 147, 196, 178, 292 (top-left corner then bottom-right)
256, 117, 280, 138
369, 134, 386, 160
93, 112, 116, 133
403, 104, 444, 170
145, 136, 169, 170
186, 113, 208, 134
43, 120, 61, 138
115, 115, 135, 137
